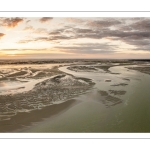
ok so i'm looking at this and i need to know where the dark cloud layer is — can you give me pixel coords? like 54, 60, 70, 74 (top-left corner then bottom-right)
87, 19, 122, 28
17, 17, 150, 53
130, 19, 150, 31
22, 26, 150, 42
0, 17, 23, 28
55, 43, 118, 54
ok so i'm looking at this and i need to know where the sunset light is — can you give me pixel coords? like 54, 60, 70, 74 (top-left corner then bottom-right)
0, 17, 150, 59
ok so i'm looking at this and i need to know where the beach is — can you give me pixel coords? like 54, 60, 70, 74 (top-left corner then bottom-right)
1, 60, 150, 132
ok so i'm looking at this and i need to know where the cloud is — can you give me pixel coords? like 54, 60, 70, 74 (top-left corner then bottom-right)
50, 29, 65, 35
116, 18, 150, 32
23, 27, 48, 34
26, 20, 31, 24
17, 39, 34, 44
39, 17, 53, 23
50, 31, 62, 35
134, 46, 150, 51
66, 18, 84, 23
18, 34, 75, 44
118, 25, 133, 31
0, 17, 23, 28
87, 18, 122, 28
18, 25, 150, 47
74, 28, 95, 34
55, 43, 118, 54
33, 28, 48, 34
129, 19, 150, 31
33, 35, 75, 42
1, 49, 18, 51
0, 33, 5, 38
1, 48, 47, 51
121, 38, 150, 46
121, 39, 150, 51
16, 17, 150, 52
24, 26, 34, 31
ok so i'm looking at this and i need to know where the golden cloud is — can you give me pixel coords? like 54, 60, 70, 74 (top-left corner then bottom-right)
1, 17, 23, 28
0, 33, 5, 38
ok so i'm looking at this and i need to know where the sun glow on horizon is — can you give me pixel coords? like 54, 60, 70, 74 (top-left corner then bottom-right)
0, 17, 150, 59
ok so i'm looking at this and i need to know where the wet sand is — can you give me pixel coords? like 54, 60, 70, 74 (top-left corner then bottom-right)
127, 66, 150, 75
0, 63, 95, 132
0, 73, 94, 121
0, 99, 79, 132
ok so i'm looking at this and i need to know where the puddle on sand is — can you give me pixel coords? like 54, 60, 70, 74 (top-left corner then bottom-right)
0, 78, 50, 95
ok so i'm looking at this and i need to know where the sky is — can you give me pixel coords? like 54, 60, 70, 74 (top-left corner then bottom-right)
0, 17, 150, 59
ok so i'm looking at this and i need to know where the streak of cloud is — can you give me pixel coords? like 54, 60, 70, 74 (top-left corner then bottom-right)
54, 43, 118, 54
1, 48, 47, 51
0, 33, 5, 38
33, 28, 48, 34
39, 17, 53, 23
24, 26, 34, 31
87, 18, 122, 28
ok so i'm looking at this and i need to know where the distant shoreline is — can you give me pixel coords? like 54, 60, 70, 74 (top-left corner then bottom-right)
0, 59, 150, 65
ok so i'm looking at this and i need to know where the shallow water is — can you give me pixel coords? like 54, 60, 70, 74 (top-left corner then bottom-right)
56, 64, 150, 132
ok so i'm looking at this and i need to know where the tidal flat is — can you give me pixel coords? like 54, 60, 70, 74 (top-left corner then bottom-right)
1, 59, 150, 132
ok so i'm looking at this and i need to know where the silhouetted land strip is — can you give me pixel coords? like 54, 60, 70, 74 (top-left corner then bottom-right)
0, 59, 150, 65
